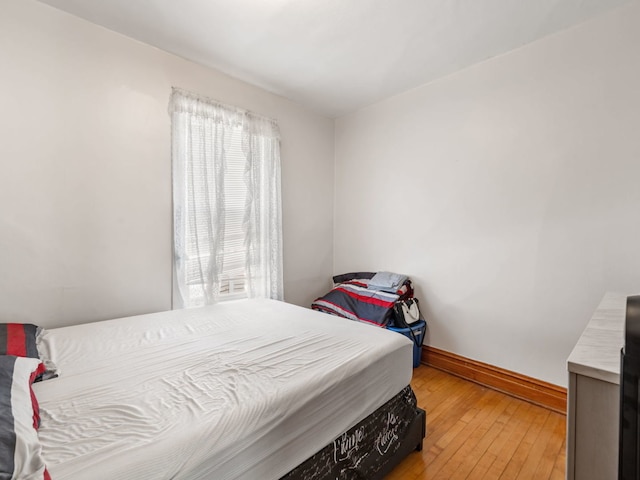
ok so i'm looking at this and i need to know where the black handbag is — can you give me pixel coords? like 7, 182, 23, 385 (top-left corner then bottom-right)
392, 298, 425, 347
393, 298, 423, 328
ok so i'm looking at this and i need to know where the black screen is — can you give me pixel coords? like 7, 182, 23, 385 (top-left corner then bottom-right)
619, 295, 640, 480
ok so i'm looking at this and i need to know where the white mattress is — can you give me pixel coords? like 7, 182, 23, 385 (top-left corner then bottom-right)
33, 299, 413, 480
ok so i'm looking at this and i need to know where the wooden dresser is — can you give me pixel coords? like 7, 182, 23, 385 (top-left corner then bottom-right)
566, 292, 626, 480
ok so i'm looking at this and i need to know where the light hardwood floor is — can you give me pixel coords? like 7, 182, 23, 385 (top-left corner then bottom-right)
387, 366, 566, 480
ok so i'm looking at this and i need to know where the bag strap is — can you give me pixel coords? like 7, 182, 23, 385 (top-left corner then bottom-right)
409, 320, 425, 347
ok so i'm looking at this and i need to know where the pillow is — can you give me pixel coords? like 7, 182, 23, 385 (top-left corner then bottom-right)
0, 323, 56, 381
0, 323, 41, 358
0, 356, 50, 480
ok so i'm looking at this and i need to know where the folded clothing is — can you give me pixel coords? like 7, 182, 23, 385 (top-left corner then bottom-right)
368, 272, 408, 293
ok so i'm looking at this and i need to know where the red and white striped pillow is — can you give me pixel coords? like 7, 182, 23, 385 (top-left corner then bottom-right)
0, 323, 56, 381
0, 355, 50, 480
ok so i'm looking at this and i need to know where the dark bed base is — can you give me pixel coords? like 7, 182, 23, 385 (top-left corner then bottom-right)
372, 407, 425, 480
281, 386, 426, 480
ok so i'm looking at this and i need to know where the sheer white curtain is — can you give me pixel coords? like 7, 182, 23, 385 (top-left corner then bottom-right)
169, 88, 283, 308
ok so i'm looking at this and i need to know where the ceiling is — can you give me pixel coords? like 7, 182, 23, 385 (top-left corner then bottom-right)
38, 0, 629, 117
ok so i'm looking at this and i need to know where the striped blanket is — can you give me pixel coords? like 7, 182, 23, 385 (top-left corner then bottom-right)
312, 278, 412, 327
0, 355, 50, 480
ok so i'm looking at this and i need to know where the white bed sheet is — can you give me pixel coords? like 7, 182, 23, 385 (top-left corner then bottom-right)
33, 299, 413, 480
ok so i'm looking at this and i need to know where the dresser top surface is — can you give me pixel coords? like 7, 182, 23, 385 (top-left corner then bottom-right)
567, 292, 627, 385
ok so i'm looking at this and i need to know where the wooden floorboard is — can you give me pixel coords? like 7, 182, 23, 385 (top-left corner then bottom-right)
386, 366, 566, 480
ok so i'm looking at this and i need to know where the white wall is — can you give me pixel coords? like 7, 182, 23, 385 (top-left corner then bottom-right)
334, 2, 640, 387
0, 0, 334, 327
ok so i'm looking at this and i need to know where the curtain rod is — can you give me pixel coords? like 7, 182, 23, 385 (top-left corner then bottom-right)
170, 86, 277, 124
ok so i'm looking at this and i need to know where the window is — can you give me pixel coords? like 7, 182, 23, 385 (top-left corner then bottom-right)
169, 88, 283, 308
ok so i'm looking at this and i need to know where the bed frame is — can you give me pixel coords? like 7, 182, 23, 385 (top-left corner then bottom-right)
282, 386, 426, 480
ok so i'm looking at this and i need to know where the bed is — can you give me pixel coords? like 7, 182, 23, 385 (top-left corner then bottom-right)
4, 299, 425, 479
